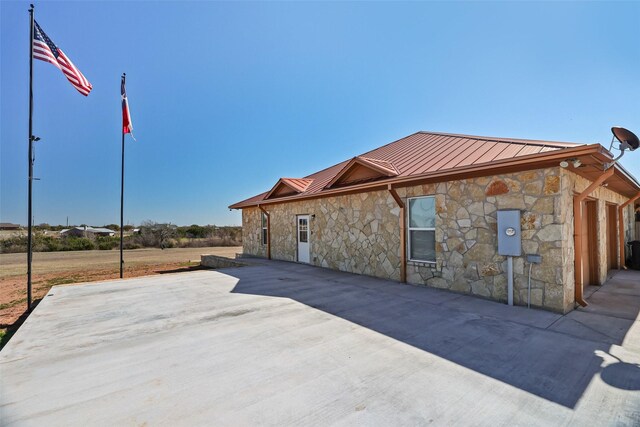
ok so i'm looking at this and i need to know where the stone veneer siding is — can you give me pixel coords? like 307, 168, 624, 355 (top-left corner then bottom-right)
243, 190, 402, 280
241, 167, 633, 314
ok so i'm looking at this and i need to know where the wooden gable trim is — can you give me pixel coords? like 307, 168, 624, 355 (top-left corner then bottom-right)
325, 156, 399, 189
265, 178, 313, 200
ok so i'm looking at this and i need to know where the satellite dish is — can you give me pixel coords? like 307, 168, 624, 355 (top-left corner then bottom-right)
605, 126, 639, 169
611, 127, 640, 151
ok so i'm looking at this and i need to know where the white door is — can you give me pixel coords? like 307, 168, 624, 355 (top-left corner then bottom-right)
297, 215, 310, 263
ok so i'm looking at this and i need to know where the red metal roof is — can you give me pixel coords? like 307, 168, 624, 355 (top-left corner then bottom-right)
357, 157, 400, 175
280, 178, 314, 193
264, 178, 315, 200
230, 131, 585, 208
324, 156, 400, 189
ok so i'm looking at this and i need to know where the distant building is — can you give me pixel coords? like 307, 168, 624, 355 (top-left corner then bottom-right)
60, 226, 116, 237
0, 223, 21, 230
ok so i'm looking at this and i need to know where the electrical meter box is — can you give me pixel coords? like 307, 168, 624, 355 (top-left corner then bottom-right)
497, 210, 522, 256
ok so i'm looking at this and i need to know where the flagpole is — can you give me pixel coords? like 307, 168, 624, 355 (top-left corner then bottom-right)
120, 73, 125, 279
27, 4, 35, 311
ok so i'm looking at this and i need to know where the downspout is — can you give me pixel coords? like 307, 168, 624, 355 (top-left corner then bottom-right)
573, 167, 615, 307
258, 205, 271, 260
388, 184, 406, 283
618, 191, 640, 269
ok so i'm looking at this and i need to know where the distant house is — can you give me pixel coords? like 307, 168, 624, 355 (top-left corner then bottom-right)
0, 223, 21, 230
230, 131, 640, 314
60, 226, 116, 238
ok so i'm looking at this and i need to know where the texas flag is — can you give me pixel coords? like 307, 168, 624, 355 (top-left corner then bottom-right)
121, 75, 134, 138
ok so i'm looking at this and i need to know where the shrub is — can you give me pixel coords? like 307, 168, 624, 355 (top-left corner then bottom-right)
122, 239, 143, 250
0, 236, 27, 253
62, 237, 96, 251
96, 236, 120, 250
34, 235, 62, 252
0, 224, 242, 253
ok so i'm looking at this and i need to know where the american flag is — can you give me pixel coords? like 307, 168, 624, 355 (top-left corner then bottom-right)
121, 76, 134, 137
33, 21, 92, 96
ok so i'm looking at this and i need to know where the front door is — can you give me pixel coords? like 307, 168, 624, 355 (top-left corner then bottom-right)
297, 215, 310, 263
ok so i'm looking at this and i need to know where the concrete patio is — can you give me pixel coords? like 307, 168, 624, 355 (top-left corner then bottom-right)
1, 261, 639, 426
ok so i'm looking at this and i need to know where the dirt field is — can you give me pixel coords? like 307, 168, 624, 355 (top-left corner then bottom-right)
0, 246, 241, 344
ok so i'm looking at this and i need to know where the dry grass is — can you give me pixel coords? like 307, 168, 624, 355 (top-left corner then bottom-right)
0, 246, 240, 278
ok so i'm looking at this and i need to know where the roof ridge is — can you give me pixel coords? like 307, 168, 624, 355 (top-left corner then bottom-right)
417, 131, 582, 148
293, 131, 582, 181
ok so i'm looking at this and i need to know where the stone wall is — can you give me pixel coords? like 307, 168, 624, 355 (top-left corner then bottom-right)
400, 169, 569, 312
243, 190, 402, 280
242, 208, 267, 258
201, 254, 246, 269
241, 167, 633, 314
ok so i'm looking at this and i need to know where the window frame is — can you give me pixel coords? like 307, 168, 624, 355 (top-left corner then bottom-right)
407, 195, 436, 263
298, 216, 309, 243
261, 212, 268, 246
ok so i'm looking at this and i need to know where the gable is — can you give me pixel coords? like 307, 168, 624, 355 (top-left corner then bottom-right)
269, 182, 298, 198
325, 156, 399, 189
265, 178, 314, 200
334, 163, 388, 186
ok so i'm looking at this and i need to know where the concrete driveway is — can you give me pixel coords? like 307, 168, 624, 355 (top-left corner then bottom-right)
1, 262, 639, 426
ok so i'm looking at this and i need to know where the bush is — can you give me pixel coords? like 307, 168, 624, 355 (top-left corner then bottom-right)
61, 237, 96, 251
122, 239, 143, 250
96, 236, 120, 250
1, 234, 64, 253
0, 236, 27, 253
135, 221, 177, 248
174, 236, 241, 248
0, 224, 242, 253
34, 235, 62, 252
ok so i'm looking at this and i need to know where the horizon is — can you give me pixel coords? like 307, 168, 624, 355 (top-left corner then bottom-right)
2, 1, 639, 226
2, 221, 241, 228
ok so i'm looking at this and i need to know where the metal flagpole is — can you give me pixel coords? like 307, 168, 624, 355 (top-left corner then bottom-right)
27, 4, 35, 311
120, 73, 125, 278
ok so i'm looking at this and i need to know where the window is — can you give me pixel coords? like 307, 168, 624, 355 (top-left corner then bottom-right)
408, 196, 436, 262
261, 213, 268, 245
298, 217, 308, 243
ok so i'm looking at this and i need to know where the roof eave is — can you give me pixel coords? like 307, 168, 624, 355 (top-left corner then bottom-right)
229, 144, 614, 209
612, 161, 640, 189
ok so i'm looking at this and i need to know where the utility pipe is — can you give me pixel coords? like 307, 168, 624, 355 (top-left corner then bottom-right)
528, 262, 533, 309
258, 205, 271, 260
573, 167, 615, 307
507, 256, 514, 306
618, 191, 640, 269
388, 185, 407, 283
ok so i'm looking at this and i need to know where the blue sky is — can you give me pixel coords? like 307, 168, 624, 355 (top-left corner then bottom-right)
1, 1, 639, 227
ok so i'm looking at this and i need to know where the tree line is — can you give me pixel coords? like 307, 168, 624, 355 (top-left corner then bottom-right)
0, 222, 242, 254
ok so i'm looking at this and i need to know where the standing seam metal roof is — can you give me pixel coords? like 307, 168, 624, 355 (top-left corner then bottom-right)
231, 131, 582, 208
